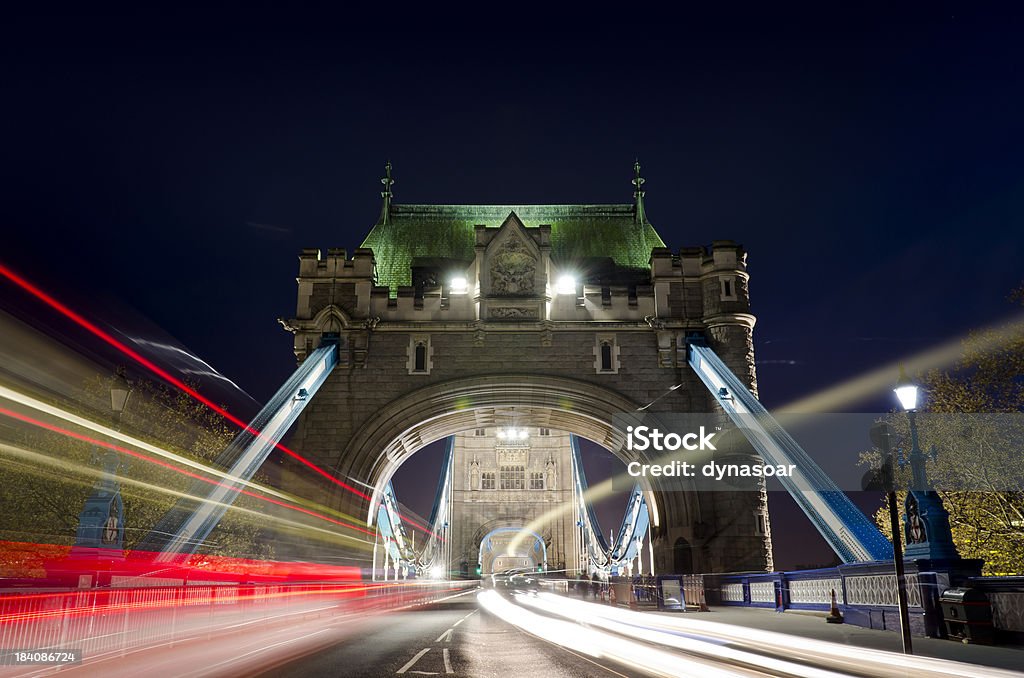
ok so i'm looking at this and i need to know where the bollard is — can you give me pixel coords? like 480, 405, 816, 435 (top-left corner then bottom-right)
826, 588, 844, 624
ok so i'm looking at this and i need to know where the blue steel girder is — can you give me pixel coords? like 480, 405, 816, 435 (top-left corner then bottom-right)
142, 342, 339, 559
687, 342, 893, 562
608, 485, 650, 564
571, 435, 650, 574
379, 438, 455, 575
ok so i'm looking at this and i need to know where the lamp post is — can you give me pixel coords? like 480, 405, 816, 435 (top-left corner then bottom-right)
871, 417, 913, 654
893, 367, 958, 561
72, 370, 132, 579
888, 366, 961, 642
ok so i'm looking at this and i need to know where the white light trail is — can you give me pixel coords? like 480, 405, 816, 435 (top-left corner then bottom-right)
521, 593, 1022, 678
519, 594, 844, 678
477, 590, 763, 677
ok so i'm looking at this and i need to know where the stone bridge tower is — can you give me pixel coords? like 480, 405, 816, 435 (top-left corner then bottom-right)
280, 163, 773, 574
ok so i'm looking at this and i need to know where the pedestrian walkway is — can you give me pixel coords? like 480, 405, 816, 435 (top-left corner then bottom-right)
656, 606, 1023, 672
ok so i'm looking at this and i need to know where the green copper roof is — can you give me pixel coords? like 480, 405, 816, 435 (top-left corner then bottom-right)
360, 204, 666, 294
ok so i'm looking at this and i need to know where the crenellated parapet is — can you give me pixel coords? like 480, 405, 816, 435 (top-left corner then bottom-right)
283, 237, 757, 387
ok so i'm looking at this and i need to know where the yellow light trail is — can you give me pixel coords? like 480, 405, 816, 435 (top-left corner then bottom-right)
778, 312, 1024, 413
0, 383, 372, 531
0, 441, 373, 550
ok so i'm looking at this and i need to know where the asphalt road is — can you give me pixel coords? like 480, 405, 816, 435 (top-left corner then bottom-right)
15, 588, 1018, 678
256, 590, 644, 678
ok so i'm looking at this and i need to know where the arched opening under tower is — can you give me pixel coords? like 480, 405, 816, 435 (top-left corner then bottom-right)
298, 374, 769, 576
390, 425, 635, 578
477, 527, 546, 575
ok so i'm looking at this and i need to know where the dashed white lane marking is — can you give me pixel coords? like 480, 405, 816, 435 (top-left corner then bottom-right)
451, 610, 476, 627
396, 648, 432, 675
442, 648, 453, 674
398, 608, 474, 675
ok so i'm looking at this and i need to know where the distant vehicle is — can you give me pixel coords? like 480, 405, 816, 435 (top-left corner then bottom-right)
486, 569, 540, 594
507, 570, 540, 594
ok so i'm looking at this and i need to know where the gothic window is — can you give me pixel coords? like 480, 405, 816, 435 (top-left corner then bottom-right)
594, 334, 620, 374
499, 465, 525, 490
754, 511, 768, 536
529, 472, 545, 490
407, 334, 433, 374
481, 472, 495, 490
720, 275, 737, 301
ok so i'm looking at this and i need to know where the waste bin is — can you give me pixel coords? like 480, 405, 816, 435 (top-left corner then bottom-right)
939, 588, 993, 644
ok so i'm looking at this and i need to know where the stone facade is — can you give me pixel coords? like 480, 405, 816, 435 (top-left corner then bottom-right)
281, 173, 774, 574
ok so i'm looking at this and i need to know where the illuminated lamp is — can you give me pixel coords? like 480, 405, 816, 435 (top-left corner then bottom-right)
894, 365, 919, 412
555, 275, 577, 295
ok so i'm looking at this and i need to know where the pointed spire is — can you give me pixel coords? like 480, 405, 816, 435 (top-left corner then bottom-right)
632, 159, 648, 225
378, 160, 394, 225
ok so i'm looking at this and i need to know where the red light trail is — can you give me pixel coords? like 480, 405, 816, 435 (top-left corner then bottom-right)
0, 263, 442, 539
0, 405, 375, 537
0, 263, 372, 502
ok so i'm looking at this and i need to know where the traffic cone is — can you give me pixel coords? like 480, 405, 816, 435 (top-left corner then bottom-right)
699, 587, 710, 612
826, 588, 844, 624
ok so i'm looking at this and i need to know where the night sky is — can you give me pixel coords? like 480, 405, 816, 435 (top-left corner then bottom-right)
2, 6, 1022, 569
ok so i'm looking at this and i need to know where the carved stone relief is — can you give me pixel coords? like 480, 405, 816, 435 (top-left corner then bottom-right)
489, 236, 536, 296
489, 307, 538, 320
496, 449, 528, 464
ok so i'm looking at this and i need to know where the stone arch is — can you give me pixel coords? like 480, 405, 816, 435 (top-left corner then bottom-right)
311, 304, 353, 333
477, 526, 547, 574
330, 373, 699, 546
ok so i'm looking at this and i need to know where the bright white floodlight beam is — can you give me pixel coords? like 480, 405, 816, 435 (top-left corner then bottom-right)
894, 365, 919, 411
555, 275, 577, 295
449, 276, 469, 295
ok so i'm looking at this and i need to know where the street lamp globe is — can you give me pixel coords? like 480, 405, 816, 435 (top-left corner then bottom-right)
893, 366, 918, 412
110, 371, 132, 414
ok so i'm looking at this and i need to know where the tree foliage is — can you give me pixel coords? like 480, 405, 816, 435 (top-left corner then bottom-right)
863, 284, 1024, 575
0, 375, 274, 576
